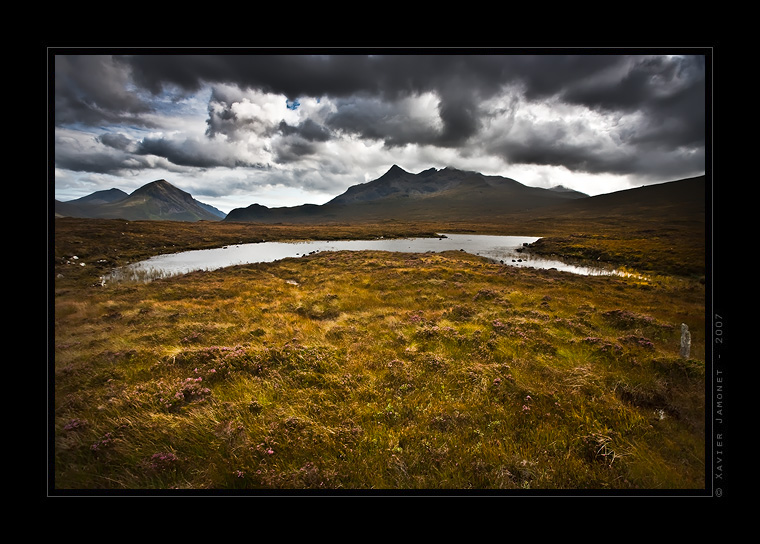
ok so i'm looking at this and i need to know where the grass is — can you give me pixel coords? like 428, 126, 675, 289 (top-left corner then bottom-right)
51, 216, 707, 492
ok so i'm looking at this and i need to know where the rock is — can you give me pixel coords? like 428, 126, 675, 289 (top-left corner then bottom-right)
680, 323, 691, 358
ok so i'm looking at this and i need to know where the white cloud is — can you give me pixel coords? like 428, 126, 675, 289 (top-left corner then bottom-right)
504, 164, 637, 195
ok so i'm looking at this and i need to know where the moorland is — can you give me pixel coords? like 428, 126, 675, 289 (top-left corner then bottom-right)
51, 176, 708, 492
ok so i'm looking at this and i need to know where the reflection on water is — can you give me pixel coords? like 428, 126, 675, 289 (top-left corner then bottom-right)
109, 233, 644, 282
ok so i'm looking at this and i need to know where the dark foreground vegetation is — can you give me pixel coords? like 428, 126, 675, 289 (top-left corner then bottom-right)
51, 209, 707, 492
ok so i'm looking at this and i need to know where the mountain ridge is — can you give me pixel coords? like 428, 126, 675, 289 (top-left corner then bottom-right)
72, 187, 129, 205
54, 167, 704, 225
55, 179, 225, 222
225, 165, 589, 223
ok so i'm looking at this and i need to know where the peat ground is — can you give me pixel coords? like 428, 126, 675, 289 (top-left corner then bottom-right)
50, 209, 708, 492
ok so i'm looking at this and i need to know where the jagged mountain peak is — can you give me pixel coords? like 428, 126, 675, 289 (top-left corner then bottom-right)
329, 166, 496, 206
376, 164, 409, 182
417, 167, 439, 177
132, 179, 189, 196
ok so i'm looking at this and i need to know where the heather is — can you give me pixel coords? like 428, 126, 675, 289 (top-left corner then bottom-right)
52, 218, 706, 492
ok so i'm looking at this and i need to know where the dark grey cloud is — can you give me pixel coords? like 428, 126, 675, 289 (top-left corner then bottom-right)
277, 119, 332, 142
54, 55, 154, 127
272, 139, 320, 164
561, 55, 706, 150
54, 148, 128, 174
122, 54, 522, 148
125, 54, 396, 101
98, 132, 137, 152
118, 53, 706, 150
435, 88, 482, 146
136, 137, 216, 168
563, 56, 703, 111
55, 138, 150, 175
324, 95, 440, 147
135, 136, 265, 169
629, 77, 705, 149
511, 55, 624, 101
498, 135, 638, 176
273, 119, 333, 163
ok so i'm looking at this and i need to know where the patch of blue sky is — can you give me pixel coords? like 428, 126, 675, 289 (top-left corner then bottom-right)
286, 98, 301, 110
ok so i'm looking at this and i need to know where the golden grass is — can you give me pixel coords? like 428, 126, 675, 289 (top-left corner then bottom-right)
52, 214, 707, 492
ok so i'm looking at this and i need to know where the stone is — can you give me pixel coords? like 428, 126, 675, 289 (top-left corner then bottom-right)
680, 323, 691, 358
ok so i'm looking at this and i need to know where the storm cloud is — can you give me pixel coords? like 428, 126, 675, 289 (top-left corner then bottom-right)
52, 50, 708, 211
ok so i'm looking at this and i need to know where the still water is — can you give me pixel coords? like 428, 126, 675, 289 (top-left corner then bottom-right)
110, 233, 639, 282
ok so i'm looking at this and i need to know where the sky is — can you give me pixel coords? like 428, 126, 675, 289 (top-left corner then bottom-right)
51, 50, 708, 214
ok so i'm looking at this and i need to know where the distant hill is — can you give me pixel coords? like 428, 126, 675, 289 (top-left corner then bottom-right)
225, 165, 589, 223
54, 188, 129, 218
55, 180, 225, 221
526, 175, 706, 221
70, 188, 129, 206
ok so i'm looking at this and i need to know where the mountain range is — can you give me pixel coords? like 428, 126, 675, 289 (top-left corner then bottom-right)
224, 165, 589, 223
54, 180, 226, 221
54, 165, 704, 224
